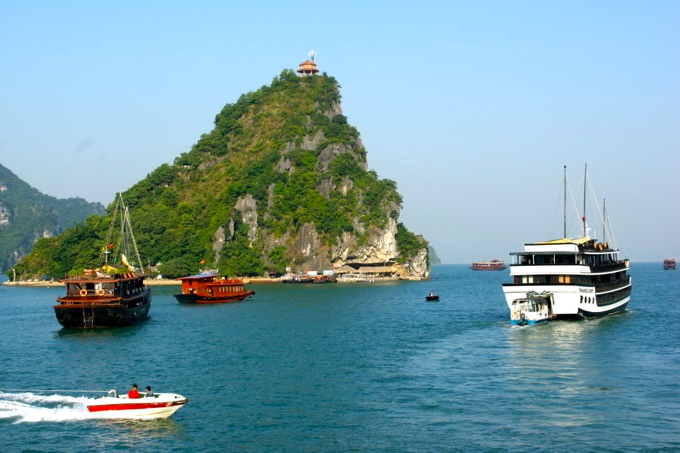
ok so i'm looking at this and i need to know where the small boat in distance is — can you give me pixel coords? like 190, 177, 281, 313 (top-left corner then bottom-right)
510, 291, 555, 325
470, 259, 506, 271
282, 274, 314, 283
425, 292, 439, 301
664, 259, 676, 270
174, 273, 254, 304
87, 389, 188, 419
54, 193, 151, 328
338, 273, 374, 283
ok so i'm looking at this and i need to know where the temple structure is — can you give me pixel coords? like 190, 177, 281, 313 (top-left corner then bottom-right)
297, 51, 319, 75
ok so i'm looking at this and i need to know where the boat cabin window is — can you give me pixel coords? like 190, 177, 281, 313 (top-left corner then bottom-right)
534, 255, 554, 265
555, 254, 576, 265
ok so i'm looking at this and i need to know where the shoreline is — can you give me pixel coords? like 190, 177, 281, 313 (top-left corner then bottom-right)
2, 275, 426, 287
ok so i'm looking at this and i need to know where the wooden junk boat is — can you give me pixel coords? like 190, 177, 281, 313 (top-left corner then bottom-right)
54, 194, 151, 328
174, 273, 254, 304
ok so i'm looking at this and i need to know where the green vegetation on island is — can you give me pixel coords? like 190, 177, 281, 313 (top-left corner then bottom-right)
10, 70, 428, 279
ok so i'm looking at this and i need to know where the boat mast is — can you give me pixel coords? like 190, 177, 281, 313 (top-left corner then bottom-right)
582, 164, 588, 237
123, 204, 145, 274
563, 165, 567, 239
602, 198, 607, 244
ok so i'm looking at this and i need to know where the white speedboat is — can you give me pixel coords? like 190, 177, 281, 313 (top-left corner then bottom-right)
86, 390, 188, 419
509, 291, 555, 325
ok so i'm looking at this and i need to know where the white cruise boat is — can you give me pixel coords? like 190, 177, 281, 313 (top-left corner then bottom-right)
502, 237, 631, 318
502, 166, 632, 320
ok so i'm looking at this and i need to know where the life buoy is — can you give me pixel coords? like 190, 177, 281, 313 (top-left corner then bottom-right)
79, 289, 88, 297
96, 289, 105, 296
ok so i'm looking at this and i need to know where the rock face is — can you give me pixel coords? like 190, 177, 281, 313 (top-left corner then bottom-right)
11, 70, 429, 280
0, 163, 104, 272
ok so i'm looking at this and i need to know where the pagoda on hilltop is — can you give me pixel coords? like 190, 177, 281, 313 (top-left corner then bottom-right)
297, 50, 319, 76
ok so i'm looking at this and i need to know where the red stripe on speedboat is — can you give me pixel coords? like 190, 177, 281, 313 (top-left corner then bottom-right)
87, 400, 186, 412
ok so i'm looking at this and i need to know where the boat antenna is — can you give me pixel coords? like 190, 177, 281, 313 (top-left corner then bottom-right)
602, 198, 607, 244
582, 163, 588, 238
563, 165, 567, 239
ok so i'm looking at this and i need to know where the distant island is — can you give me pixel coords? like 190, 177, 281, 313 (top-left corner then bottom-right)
10, 66, 429, 281
429, 246, 442, 265
0, 163, 104, 273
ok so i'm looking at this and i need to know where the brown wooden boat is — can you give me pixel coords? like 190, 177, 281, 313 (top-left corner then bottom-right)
174, 273, 254, 304
55, 271, 151, 328
53, 193, 151, 328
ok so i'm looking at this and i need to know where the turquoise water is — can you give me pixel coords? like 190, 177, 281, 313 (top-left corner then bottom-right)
1, 263, 679, 452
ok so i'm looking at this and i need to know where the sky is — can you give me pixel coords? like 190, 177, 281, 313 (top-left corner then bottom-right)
1, 1, 678, 264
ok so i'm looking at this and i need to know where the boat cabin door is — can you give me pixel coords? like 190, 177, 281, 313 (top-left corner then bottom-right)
546, 294, 555, 315
83, 307, 95, 328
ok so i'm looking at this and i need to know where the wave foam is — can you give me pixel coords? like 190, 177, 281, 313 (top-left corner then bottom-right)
0, 391, 99, 423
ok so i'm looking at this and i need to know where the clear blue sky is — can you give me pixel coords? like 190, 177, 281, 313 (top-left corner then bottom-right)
1, 1, 678, 263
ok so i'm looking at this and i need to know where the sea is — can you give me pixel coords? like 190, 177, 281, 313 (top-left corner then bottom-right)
1, 263, 678, 452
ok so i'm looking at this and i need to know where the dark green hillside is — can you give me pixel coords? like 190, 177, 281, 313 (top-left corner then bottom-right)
0, 163, 104, 273
10, 70, 428, 279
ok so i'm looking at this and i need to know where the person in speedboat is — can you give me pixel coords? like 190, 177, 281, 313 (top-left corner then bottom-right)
127, 384, 140, 398
145, 386, 153, 397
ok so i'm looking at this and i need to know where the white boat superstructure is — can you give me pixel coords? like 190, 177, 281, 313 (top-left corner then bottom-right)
502, 237, 631, 318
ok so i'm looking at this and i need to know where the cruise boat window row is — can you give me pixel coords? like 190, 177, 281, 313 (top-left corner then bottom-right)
581, 295, 595, 304
515, 253, 619, 266
517, 254, 579, 265
513, 274, 630, 286
597, 286, 632, 306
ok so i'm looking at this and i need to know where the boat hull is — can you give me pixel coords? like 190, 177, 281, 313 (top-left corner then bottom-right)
503, 284, 631, 319
87, 393, 187, 419
54, 294, 151, 328
174, 292, 253, 304
470, 262, 506, 271
509, 318, 550, 326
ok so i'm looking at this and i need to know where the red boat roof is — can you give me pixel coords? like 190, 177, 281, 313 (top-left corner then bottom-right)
177, 273, 217, 281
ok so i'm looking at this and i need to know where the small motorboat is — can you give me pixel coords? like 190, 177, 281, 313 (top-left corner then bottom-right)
425, 292, 439, 301
86, 390, 188, 419
510, 291, 555, 326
